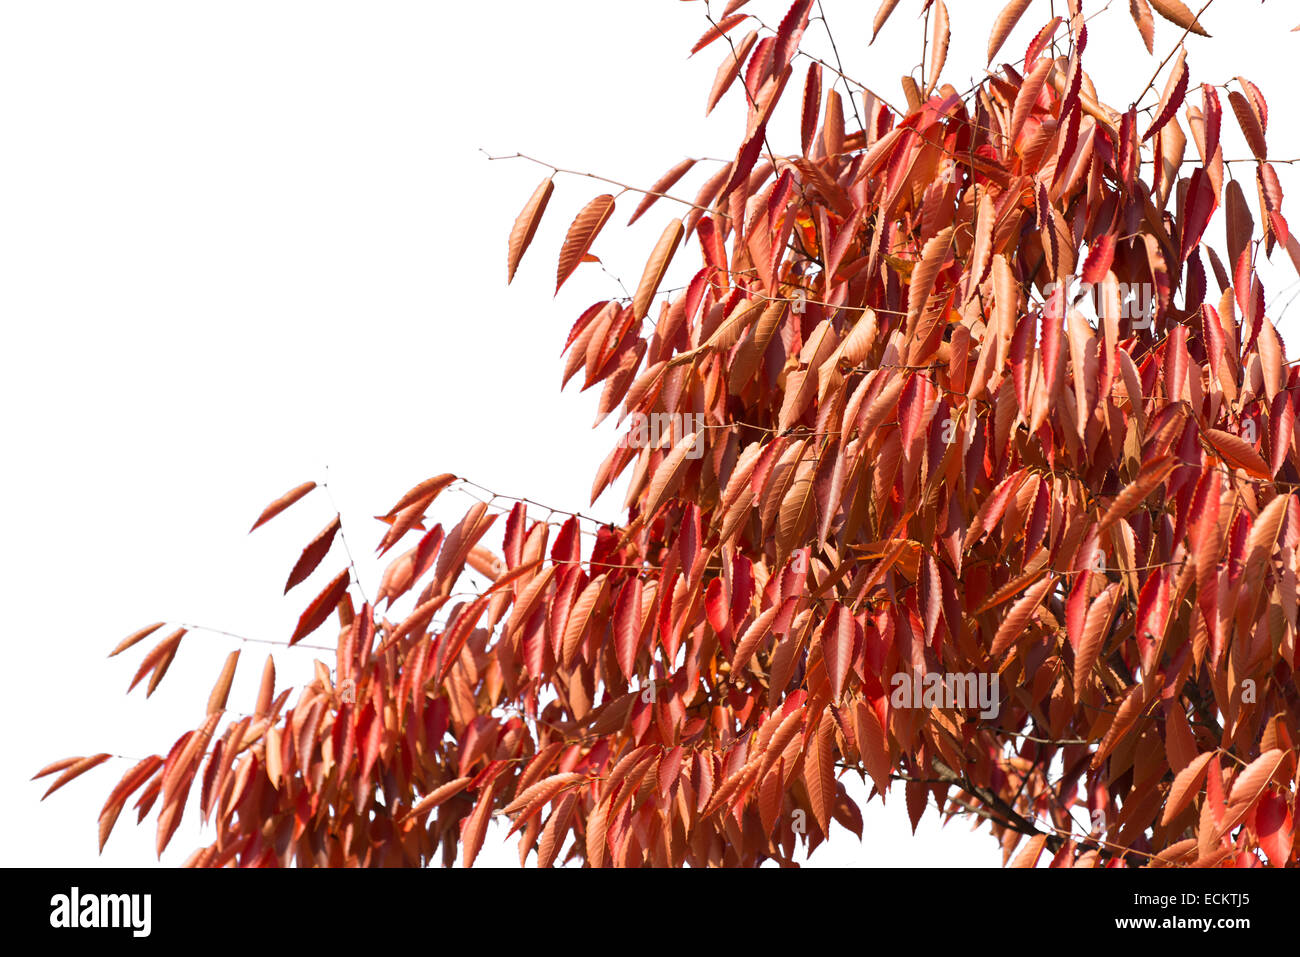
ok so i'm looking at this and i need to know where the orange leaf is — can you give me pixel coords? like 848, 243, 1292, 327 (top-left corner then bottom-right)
97, 755, 162, 852
32, 757, 84, 780
556, 195, 616, 293
254, 655, 276, 716
1216, 749, 1286, 841
1149, 0, 1210, 37
705, 30, 758, 115
206, 650, 240, 716
1010, 833, 1048, 867
1098, 454, 1177, 529
632, 219, 684, 321
1130, 0, 1155, 53
537, 791, 579, 869
462, 780, 496, 868
614, 578, 644, 682
127, 628, 187, 695
248, 481, 316, 533
40, 753, 111, 800
382, 473, 456, 519
507, 178, 554, 284
803, 710, 836, 836
731, 603, 780, 673
1204, 428, 1271, 478
1010, 57, 1054, 150
628, 158, 697, 225
401, 776, 472, 822
108, 622, 164, 658
561, 573, 608, 668
926, 1, 950, 91
1075, 584, 1121, 702
1162, 751, 1215, 826
990, 574, 1054, 658
872, 0, 902, 42
853, 698, 892, 797
988, 0, 1034, 64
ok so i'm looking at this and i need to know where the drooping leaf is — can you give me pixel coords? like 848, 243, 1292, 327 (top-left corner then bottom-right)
556, 195, 617, 293
689, 13, 749, 57
1160, 751, 1214, 826
628, 158, 697, 225
1130, 0, 1155, 53
872, 0, 903, 42
284, 516, 341, 594
1144, 49, 1188, 142
289, 570, 350, 645
632, 219, 684, 321
988, 0, 1033, 65
507, 178, 554, 283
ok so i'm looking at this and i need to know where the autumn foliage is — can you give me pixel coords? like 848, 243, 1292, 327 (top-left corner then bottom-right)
38, 0, 1300, 867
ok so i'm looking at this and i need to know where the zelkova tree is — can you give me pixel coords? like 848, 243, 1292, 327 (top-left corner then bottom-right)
37, 0, 1300, 867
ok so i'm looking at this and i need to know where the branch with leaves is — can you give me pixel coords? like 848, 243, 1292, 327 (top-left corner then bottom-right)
39, 0, 1300, 869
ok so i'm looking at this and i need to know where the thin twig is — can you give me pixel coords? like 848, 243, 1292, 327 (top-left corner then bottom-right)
481, 150, 729, 219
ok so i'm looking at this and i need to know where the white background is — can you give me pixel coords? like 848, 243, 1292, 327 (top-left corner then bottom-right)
2, 0, 1297, 868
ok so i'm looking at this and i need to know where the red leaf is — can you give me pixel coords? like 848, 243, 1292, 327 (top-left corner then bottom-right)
1144, 50, 1187, 142
290, 570, 350, 645
284, 516, 341, 594
772, 0, 813, 75
690, 14, 749, 56
1081, 235, 1116, 285
723, 122, 767, 200
1256, 791, 1294, 867
1134, 567, 1170, 671
1202, 83, 1222, 162
800, 62, 822, 156
1179, 167, 1216, 264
